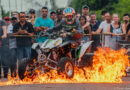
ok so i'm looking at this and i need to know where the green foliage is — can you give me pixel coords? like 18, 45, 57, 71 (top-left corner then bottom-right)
72, 0, 119, 11
71, 0, 130, 20
1, 6, 9, 18
112, 0, 130, 19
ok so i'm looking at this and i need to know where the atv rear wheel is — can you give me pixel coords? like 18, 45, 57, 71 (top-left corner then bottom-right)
18, 58, 36, 80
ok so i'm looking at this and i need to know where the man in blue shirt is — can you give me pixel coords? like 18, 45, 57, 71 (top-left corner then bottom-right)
35, 7, 54, 43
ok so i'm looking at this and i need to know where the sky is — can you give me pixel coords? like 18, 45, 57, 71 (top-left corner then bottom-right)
1, 0, 69, 12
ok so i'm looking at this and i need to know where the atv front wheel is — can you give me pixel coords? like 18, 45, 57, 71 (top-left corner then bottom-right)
58, 57, 74, 78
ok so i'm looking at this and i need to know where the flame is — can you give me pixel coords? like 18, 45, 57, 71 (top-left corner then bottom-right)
0, 48, 129, 86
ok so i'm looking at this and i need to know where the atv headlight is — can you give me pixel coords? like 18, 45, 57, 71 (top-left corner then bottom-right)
41, 48, 50, 53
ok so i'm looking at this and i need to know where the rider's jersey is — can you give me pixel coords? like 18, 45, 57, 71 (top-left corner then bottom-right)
47, 19, 82, 41
47, 19, 82, 33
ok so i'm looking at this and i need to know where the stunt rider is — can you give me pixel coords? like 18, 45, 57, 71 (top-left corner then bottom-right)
45, 7, 83, 63
46, 7, 83, 41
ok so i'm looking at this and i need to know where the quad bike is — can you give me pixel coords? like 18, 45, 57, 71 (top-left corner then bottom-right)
18, 31, 93, 80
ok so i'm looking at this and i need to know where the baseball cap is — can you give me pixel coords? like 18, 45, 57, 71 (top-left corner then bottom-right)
82, 5, 89, 9
11, 17, 17, 20
56, 9, 62, 15
4, 17, 10, 20
29, 9, 35, 14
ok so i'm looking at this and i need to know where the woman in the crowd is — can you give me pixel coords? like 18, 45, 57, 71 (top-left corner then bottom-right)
79, 15, 91, 42
106, 13, 126, 50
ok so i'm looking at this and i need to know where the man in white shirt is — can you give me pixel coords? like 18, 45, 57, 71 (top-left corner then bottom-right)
92, 12, 112, 47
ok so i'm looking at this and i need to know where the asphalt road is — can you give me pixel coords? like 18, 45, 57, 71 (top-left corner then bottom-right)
0, 73, 130, 90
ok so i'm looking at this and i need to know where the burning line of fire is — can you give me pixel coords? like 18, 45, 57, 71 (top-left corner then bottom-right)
0, 48, 129, 86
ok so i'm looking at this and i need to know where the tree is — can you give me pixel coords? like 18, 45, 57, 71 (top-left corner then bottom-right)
72, 0, 119, 11
1, 6, 9, 18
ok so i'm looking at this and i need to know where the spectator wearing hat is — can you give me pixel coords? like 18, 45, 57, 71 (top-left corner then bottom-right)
25, 16, 30, 21
50, 11, 57, 22
1, 16, 12, 78
12, 12, 19, 21
4, 17, 11, 26
4, 16, 18, 77
82, 5, 90, 21
55, 9, 63, 25
28, 9, 36, 27
11, 17, 18, 26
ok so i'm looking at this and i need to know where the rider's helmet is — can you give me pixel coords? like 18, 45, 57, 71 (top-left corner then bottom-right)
63, 7, 76, 24
63, 7, 75, 16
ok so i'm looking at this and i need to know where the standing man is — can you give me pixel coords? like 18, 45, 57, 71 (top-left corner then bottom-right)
82, 5, 90, 21
122, 13, 130, 41
90, 13, 101, 51
92, 12, 112, 47
28, 9, 36, 27
13, 12, 34, 61
35, 7, 54, 43
0, 19, 7, 78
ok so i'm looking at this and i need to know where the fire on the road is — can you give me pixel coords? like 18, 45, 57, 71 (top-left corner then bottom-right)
0, 48, 129, 86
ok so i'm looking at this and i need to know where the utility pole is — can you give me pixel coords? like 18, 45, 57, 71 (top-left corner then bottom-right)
0, 0, 2, 19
